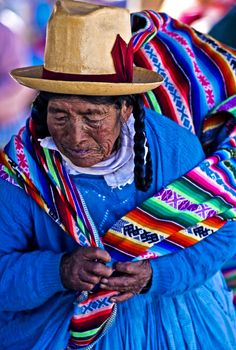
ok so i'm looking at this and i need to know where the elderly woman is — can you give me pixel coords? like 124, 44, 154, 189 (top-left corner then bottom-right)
0, 2, 235, 350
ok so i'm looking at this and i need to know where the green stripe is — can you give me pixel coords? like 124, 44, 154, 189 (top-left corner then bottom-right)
44, 150, 68, 198
211, 95, 236, 115
145, 91, 161, 113
142, 198, 200, 227
43, 149, 61, 188
225, 273, 236, 281
171, 178, 212, 203
222, 209, 236, 219
141, 28, 157, 46
48, 151, 66, 191
76, 216, 86, 234
4, 167, 20, 184
170, 178, 233, 213
70, 325, 101, 338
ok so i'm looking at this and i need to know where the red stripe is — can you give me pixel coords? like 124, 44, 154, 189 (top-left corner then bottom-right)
70, 332, 98, 346
103, 232, 148, 256
42, 69, 131, 83
167, 231, 197, 247
151, 39, 191, 121
203, 216, 227, 227
70, 308, 113, 331
127, 207, 183, 233
134, 47, 179, 124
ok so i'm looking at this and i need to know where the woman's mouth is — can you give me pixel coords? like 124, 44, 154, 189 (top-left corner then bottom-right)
66, 147, 101, 159
67, 149, 90, 157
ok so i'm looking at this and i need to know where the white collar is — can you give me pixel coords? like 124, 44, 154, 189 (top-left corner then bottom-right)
40, 115, 135, 189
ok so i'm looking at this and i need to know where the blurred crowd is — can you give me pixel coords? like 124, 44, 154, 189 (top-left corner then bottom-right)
0, 0, 235, 147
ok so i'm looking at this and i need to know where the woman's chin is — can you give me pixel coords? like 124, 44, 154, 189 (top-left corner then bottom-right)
69, 157, 101, 168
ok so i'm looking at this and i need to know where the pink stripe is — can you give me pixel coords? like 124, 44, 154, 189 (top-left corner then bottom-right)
188, 168, 236, 205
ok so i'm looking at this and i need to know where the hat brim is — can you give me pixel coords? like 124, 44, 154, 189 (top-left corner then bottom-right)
10, 66, 163, 96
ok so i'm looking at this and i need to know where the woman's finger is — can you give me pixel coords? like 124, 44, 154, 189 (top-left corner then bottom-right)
83, 247, 111, 263
110, 292, 135, 303
115, 261, 139, 274
85, 261, 113, 278
100, 275, 137, 291
80, 272, 101, 286
115, 260, 150, 275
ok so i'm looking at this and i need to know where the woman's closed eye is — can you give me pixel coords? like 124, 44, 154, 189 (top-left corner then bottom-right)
83, 116, 104, 126
54, 115, 69, 124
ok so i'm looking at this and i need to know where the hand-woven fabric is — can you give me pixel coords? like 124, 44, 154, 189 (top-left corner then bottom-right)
0, 101, 235, 349
131, 9, 236, 303
0, 9, 235, 350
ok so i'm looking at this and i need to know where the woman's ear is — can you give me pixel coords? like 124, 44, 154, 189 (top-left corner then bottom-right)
120, 101, 133, 123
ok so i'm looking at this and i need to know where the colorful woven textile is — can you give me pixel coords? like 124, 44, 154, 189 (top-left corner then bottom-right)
0, 10, 235, 349
0, 123, 115, 349
0, 103, 235, 349
131, 10, 236, 134
0, 106, 235, 349
130, 9, 236, 301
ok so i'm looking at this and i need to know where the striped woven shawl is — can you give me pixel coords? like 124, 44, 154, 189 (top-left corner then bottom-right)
131, 9, 236, 302
0, 10, 235, 350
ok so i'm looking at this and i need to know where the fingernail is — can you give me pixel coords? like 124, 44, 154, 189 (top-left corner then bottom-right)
100, 284, 106, 288
110, 298, 116, 303
101, 278, 108, 284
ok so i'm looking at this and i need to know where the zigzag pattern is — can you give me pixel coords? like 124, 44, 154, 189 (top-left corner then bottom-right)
80, 297, 111, 314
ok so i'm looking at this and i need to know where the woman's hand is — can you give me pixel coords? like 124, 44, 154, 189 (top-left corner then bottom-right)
100, 260, 152, 303
60, 247, 113, 291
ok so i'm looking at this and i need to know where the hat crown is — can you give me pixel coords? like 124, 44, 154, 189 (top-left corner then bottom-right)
44, 0, 132, 75
10, 0, 164, 96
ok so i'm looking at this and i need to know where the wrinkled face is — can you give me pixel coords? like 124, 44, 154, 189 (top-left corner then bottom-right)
47, 96, 132, 167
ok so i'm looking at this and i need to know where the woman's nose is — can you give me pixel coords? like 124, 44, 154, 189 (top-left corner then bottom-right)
69, 120, 86, 143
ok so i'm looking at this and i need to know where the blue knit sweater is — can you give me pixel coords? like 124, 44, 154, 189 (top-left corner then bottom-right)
0, 109, 235, 349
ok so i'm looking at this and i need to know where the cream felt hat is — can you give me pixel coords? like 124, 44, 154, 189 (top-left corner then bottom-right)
10, 0, 163, 96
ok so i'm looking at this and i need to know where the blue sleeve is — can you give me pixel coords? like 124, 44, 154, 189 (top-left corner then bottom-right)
149, 220, 236, 296
0, 179, 66, 311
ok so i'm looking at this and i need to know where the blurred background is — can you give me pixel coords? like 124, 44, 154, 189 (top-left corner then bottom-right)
0, 0, 235, 147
